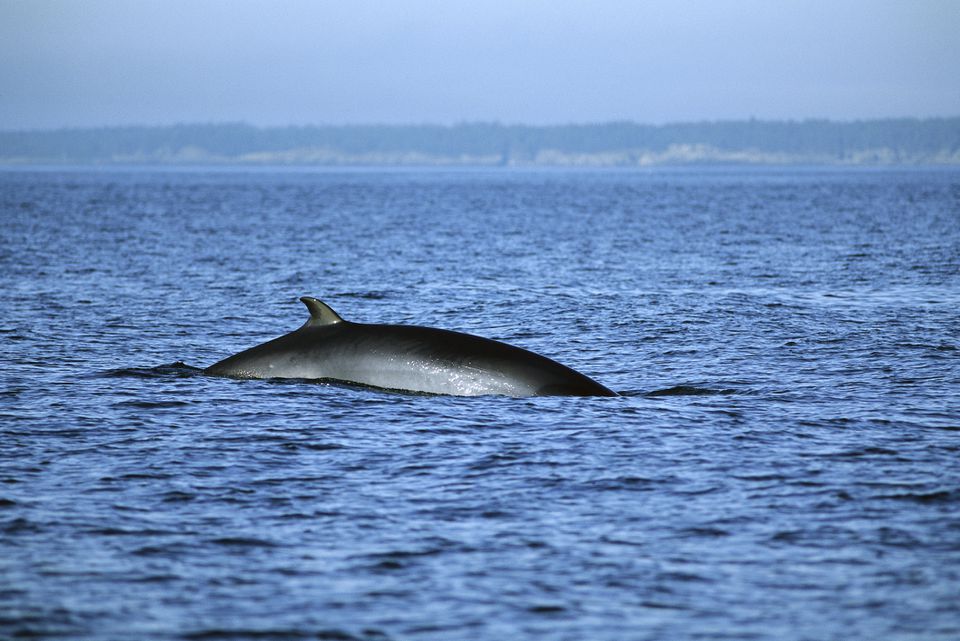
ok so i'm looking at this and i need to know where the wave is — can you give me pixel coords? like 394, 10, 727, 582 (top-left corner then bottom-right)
642, 385, 738, 397
99, 362, 204, 379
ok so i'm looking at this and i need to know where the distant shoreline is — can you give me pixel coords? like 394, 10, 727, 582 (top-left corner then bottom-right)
2, 119, 958, 166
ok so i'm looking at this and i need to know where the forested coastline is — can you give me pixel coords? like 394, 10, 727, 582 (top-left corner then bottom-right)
2, 118, 958, 165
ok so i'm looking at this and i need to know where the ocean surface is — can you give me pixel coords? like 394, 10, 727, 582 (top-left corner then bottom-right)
2, 166, 959, 640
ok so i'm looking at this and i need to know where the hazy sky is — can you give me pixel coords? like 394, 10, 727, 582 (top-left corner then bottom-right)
1, 0, 957, 129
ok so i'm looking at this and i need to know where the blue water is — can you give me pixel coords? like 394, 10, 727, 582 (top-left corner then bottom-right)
2, 166, 959, 640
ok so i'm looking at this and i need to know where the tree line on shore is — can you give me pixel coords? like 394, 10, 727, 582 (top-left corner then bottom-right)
1, 118, 958, 165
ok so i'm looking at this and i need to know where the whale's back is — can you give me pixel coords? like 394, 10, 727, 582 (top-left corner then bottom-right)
205, 298, 616, 397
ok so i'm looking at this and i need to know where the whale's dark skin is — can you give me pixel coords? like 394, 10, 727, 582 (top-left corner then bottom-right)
204, 297, 617, 397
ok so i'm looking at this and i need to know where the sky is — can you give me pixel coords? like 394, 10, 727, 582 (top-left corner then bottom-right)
0, 0, 957, 130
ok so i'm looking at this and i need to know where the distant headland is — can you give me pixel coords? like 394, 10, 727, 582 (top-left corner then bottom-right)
1, 118, 958, 166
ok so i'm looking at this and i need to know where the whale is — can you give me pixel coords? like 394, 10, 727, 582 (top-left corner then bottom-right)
204, 297, 617, 397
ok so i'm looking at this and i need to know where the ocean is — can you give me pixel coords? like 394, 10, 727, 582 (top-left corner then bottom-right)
2, 166, 959, 640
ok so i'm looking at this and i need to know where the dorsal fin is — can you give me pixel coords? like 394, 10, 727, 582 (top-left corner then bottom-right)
300, 296, 344, 326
